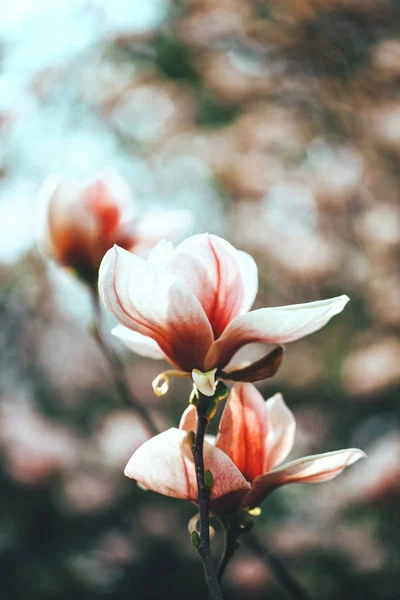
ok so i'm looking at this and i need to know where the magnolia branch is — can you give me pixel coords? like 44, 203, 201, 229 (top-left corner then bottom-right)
217, 519, 241, 581
244, 533, 312, 600
90, 291, 159, 437
192, 392, 223, 600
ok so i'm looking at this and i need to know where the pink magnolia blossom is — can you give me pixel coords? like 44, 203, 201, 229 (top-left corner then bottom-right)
36, 168, 191, 285
125, 383, 366, 514
99, 232, 349, 395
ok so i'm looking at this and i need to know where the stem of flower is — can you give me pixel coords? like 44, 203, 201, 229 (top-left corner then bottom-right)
90, 290, 159, 437
192, 392, 224, 600
217, 518, 241, 581
244, 532, 312, 600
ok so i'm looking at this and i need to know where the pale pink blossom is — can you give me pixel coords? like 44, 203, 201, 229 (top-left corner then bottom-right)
36, 168, 190, 285
99, 233, 349, 395
125, 383, 365, 514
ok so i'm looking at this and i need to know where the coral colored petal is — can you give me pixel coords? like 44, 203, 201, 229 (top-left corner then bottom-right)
166, 233, 246, 339
112, 325, 166, 360
206, 295, 350, 369
264, 393, 296, 471
179, 405, 197, 433
216, 383, 269, 482
83, 168, 135, 222
244, 448, 366, 508
125, 428, 250, 502
99, 245, 213, 371
203, 441, 251, 500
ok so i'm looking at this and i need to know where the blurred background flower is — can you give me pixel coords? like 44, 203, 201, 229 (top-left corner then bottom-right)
1, 1, 399, 599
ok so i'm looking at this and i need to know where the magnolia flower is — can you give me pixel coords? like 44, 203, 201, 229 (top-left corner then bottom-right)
99, 233, 349, 395
36, 168, 191, 285
125, 383, 366, 514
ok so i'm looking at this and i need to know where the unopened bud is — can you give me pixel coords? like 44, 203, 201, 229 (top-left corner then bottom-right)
204, 469, 214, 489
248, 507, 262, 517
188, 514, 200, 535
191, 530, 200, 548
214, 381, 229, 402
187, 431, 196, 446
189, 386, 199, 405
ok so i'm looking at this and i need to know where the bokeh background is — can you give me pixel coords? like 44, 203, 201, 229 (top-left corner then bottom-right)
1, 1, 400, 599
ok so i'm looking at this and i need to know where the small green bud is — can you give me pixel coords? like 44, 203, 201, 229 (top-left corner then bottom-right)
187, 431, 196, 446
189, 387, 199, 405
248, 506, 262, 517
191, 530, 200, 548
204, 469, 214, 489
214, 381, 229, 402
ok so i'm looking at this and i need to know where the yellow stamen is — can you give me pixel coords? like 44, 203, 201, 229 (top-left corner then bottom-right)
151, 369, 191, 397
248, 507, 262, 517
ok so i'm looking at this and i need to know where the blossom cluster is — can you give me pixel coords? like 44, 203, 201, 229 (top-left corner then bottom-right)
36, 173, 365, 519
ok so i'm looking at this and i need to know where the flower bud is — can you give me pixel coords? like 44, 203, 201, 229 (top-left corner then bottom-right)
36, 169, 135, 286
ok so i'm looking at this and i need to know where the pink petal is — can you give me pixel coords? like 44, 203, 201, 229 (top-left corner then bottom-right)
215, 383, 269, 482
99, 245, 214, 372
179, 405, 197, 433
237, 250, 258, 312
166, 233, 246, 339
83, 168, 135, 221
47, 180, 99, 265
244, 448, 366, 508
112, 325, 166, 360
206, 295, 350, 369
264, 393, 296, 471
125, 428, 250, 502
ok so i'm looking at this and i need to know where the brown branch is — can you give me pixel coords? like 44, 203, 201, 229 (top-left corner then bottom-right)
192, 392, 224, 600
90, 290, 159, 437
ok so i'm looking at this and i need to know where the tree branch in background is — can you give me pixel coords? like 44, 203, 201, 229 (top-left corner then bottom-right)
244, 532, 312, 600
90, 290, 159, 437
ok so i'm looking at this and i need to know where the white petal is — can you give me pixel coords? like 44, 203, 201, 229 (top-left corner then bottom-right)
264, 393, 296, 471
237, 250, 258, 312
244, 448, 366, 508
125, 427, 250, 502
166, 233, 246, 338
192, 368, 217, 397
98, 245, 213, 371
112, 325, 165, 360
206, 295, 350, 369
148, 239, 175, 267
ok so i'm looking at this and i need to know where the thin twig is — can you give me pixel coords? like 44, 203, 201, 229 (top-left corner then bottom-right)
192, 393, 223, 600
244, 532, 312, 600
90, 290, 159, 437
217, 520, 240, 581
